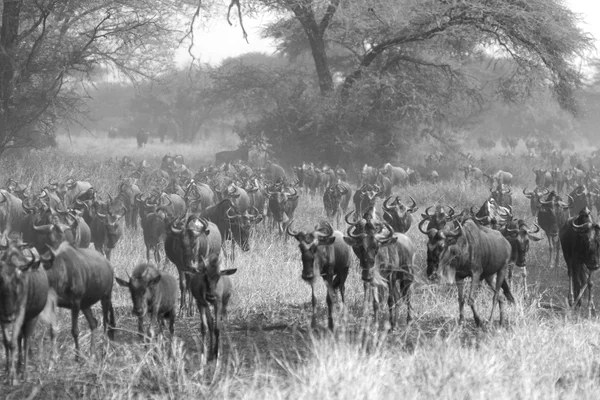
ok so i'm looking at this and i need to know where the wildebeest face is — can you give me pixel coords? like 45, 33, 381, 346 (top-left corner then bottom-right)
0, 248, 34, 323
344, 222, 395, 282
425, 230, 446, 279
202, 254, 236, 302
116, 269, 162, 317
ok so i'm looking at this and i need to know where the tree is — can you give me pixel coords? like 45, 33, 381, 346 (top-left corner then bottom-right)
0, 0, 186, 156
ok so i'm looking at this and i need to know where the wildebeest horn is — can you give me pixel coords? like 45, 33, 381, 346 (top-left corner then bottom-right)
523, 187, 534, 197
96, 209, 108, 219
169, 219, 183, 235
22, 200, 36, 214
0, 192, 6, 204
286, 220, 301, 238
33, 221, 53, 232
567, 195, 574, 207
346, 225, 366, 239
445, 221, 463, 238
383, 196, 395, 211
345, 211, 359, 226
424, 206, 434, 216
572, 220, 592, 232
161, 193, 173, 207
287, 187, 298, 198
226, 207, 241, 220
448, 206, 455, 216
134, 193, 144, 203
418, 219, 434, 235
406, 196, 418, 213
530, 223, 541, 234
505, 224, 519, 234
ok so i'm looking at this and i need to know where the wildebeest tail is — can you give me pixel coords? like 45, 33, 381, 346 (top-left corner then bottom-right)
501, 280, 515, 303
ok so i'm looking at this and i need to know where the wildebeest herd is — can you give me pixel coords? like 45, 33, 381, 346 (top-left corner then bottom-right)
1, 142, 600, 387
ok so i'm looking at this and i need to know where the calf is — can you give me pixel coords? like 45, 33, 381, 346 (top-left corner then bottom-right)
116, 263, 177, 340
189, 254, 235, 361
287, 221, 351, 329
323, 183, 350, 227
502, 219, 543, 292
0, 245, 49, 385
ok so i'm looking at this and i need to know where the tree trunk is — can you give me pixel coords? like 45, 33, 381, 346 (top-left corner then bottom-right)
0, 0, 22, 145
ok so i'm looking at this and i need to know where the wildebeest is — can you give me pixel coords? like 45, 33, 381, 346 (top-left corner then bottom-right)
116, 263, 177, 340
0, 245, 49, 385
474, 198, 511, 229
141, 209, 167, 264
188, 253, 235, 361
534, 169, 553, 188
287, 221, 351, 329
523, 187, 549, 217
63, 178, 93, 208
136, 130, 149, 148
165, 215, 221, 313
323, 183, 351, 227
487, 170, 513, 187
502, 219, 542, 291
568, 185, 589, 216
265, 187, 299, 235
461, 165, 483, 183
352, 184, 380, 221
490, 183, 512, 209
421, 205, 455, 231
201, 199, 262, 253
91, 206, 126, 260
42, 242, 115, 360
117, 178, 142, 229
552, 168, 567, 193
0, 189, 26, 243
537, 191, 570, 269
360, 164, 378, 186
382, 196, 418, 233
559, 207, 600, 314
264, 161, 287, 183
344, 213, 415, 330
381, 163, 408, 187
215, 146, 250, 165
32, 210, 91, 250
427, 220, 514, 326
183, 180, 217, 213
375, 173, 392, 198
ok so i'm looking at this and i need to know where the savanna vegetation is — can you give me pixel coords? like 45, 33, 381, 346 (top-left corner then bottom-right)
0, 135, 599, 399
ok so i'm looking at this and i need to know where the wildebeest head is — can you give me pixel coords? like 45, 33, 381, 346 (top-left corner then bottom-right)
343, 212, 395, 282
570, 207, 600, 270
523, 187, 549, 217
418, 218, 450, 279
491, 183, 512, 208
116, 263, 162, 316
0, 245, 39, 324
323, 184, 348, 216
200, 253, 236, 302
383, 196, 418, 233
474, 198, 511, 229
96, 207, 126, 248
287, 220, 336, 281
568, 185, 589, 215
433, 221, 468, 284
266, 187, 298, 222
226, 206, 262, 251
169, 215, 210, 271
503, 220, 542, 267
421, 204, 455, 231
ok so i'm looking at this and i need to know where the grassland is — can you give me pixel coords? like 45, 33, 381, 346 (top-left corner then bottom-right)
1, 134, 599, 399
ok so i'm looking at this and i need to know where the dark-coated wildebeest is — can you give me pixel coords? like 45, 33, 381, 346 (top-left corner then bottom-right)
184, 180, 217, 213
421, 205, 455, 231
188, 253, 235, 362
32, 211, 91, 250
568, 185, 589, 216
287, 221, 351, 330
552, 168, 567, 193
534, 169, 553, 189
264, 161, 287, 183
382, 196, 418, 233
215, 146, 249, 165
490, 183, 512, 209
136, 130, 149, 148
323, 183, 351, 227
352, 184, 380, 221
523, 187, 549, 217
91, 206, 126, 260
141, 209, 166, 264
461, 165, 484, 183
501, 219, 542, 292
360, 164, 378, 186
116, 178, 142, 229
560, 207, 600, 315
116, 263, 178, 341
266, 187, 299, 236
0, 245, 50, 385
537, 191, 570, 269
41, 242, 115, 360
381, 163, 408, 186
165, 216, 221, 314
344, 212, 416, 330
0, 189, 27, 243
426, 220, 514, 326
474, 198, 511, 229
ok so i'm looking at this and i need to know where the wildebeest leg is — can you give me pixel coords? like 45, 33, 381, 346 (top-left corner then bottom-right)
71, 307, 82, 361
387, 277, 399, 331
362, 281, 371, 325
566, 259, 574, 306
309, 280, 318, 328
587, 271, 595, 318
105, 247, 112, 261
81, 308, 99, 359
2, 322, 20, 385
137, 316, 145, 341
38, 289, 58, 369
325, 278, 338, 331
209, 303, 218, 361
553, 236, 561, 271
372, 285, 380, 327
546, 234, 554, 268
101, 297, 115, 340
146, 245, 151, 263
467, 273, 483, 326
21, 318, 38, 382
400, 275, 412, 324
456, 280, 466, 325
177, 270, 187, 315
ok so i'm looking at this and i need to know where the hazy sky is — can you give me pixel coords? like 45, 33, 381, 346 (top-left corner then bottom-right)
177, 0, 600, 66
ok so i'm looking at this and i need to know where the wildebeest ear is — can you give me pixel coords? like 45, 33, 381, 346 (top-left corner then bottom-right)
148, 275, 162, 286
343, 236, 357, 247
115, 277, 130, 287
220, 268, 237, 276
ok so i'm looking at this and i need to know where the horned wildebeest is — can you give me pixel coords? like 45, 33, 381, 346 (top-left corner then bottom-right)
550, 149, 564, 169
382, 196, 418, 233
461, 165, 483, 183
421, 205, 455, 231
537, 190, 570, 269
344, 212, 415, 330
568, 185, 589, 216
6, 178, 30, 200
215, 146, 250, 165
265, 187, 299, 235
287, 221, 351, 329
407, 168, 420, 185
534, 169, 553, 189
242, 177, 266, 216
560, 207, 600, 314
352, 184, 380, 221
490, 170, 513, 186
165, 215, 221, 314
114, 178, 142, 229
335, 166, 347, 182
474, 198, 511, 229
490, 183, 512, 209
321, 165, 337, 188
427, 219, 514, 326
116, 263, 178, 340
552, 168, 567, 193
0, 245, 49, 385
140, 208, 167, 264
41, 242, 116, 360
381, 163, 408, 187
136, 130, 149, 148
188, 253, 235, 361
183, 180, 217, 213
501, 219, 542, 292
323, 182, 351, 227
0, 189, 26, 243
523, 187, 550, 217
201, 199, 262, 254
63, 178, 93, 208
91, 205, 126, 260
375, 173, 392, 199
360, 164, 378, 186
216, 184, 251, 214
32, 209, 91, 250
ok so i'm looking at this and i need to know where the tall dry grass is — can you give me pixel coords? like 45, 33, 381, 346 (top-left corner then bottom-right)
1, 134, 599, 399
